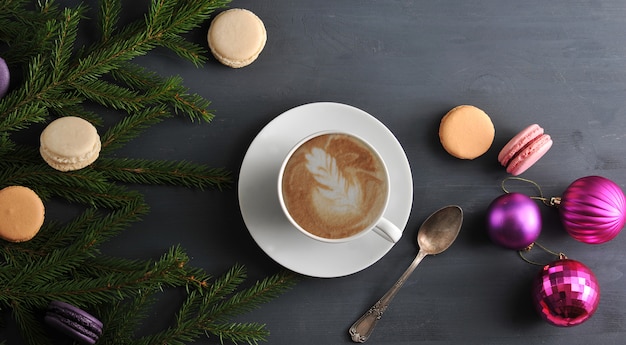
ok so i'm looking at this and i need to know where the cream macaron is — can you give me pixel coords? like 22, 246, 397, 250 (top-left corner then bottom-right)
0, 186, 45, 242
40, 116, 101, 171
207, 8, 267, 68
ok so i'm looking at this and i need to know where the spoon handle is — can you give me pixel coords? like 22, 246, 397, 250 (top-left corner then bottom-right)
348, 250, 428, 343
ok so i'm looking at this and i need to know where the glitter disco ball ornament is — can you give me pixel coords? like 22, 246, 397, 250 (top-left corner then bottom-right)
557, 176, 626, 244
532, 259, 600, 327
486, 192, 542, 250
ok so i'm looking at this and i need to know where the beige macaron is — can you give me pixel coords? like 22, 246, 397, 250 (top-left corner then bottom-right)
0, 186, 45, 242
40, 116, 101, 171
207, 8, 267, 68
439, 105, 495, 159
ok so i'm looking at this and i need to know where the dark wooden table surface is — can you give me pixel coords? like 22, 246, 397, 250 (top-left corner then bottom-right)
30, 0, 626, 344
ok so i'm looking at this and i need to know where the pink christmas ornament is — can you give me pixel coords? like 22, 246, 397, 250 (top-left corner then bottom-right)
555, 176, 626, 244
532, 258, 600, 327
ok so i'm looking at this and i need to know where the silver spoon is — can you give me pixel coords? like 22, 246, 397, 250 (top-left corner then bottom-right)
349, 205, 463, 343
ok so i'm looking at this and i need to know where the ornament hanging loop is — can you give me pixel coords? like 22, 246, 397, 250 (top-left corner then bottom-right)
519, 242, 567, 266
501, 177, 557, 207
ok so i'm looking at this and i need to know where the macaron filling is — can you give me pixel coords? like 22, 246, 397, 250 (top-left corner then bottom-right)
45, 313, 101, 344
45, 301, 103, 345
498, 124, 543, 166
40, 140, 101, 165
505, 134, 552, 175
500, 132, 545, 167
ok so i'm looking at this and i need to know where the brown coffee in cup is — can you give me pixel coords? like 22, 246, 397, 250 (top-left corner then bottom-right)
280, 133, 389, 239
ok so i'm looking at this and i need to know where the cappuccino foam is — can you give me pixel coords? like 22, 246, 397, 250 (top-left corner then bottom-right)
281, 133, 388, 239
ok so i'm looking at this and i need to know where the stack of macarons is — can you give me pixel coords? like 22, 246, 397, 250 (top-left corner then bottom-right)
45, 301, 103, 345
438, 105, 552, 175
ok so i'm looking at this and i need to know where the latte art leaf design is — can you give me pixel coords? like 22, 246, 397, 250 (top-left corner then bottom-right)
305, 147, 361, 212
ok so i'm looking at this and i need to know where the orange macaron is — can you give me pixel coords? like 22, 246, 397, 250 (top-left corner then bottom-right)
0, 186, 45, 242
439, 105, 495, 159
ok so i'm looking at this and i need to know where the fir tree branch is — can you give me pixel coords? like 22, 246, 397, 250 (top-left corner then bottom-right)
158, 33, 209, 65
0, 134, 15, 157
172, 91, 214, 123
1, 244, 193, 308
47, 103, 104, 126
208, 271, 299, 324
0, 98, 49, 132
72, 0, 230, 82
0, 6, 87, 132
0, 201, 150, 304
99, 105, 172, 151
94, 157, 231, 190
98, 0, 122, 42
211, 322, 269, 345
109, 61, 167, 90
0, 1, 59, 64
98, 292, 156, 344
0, 1, 299, 344
74, 78, 142, 110
3, 198, 148, 264
0, 0, 227, 132
0, 161, 110, 195
0, 157, 147, 209
205, 264, 248, 304
50, 6, 85, 82
15, 210, 101, 258
131, 268, 297, 345
11, 302, 51, 345
41, 182, 145, 209
109, 63, 215, 123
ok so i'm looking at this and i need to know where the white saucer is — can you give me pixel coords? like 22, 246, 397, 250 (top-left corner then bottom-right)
238, 102, 413, 278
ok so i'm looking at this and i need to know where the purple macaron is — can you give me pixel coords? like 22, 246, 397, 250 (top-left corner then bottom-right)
44, 301, 103, 345
0, 57, 9, 99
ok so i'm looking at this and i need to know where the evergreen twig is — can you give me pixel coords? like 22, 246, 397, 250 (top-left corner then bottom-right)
0, 1, 298, 344
95, 157, 231, 190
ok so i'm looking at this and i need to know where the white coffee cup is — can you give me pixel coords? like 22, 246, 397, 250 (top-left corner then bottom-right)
277, 131, 402, 243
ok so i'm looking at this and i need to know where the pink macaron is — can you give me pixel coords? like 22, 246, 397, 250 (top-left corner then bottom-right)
498, 124, 553, 176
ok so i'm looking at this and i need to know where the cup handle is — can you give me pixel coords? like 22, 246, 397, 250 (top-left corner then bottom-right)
373, 217, 402, 243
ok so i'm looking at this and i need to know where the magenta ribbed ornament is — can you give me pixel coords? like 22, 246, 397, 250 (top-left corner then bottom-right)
559, 176, 626, 244
532, 259, 600, 327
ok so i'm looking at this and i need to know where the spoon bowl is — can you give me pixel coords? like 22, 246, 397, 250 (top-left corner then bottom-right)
349, 205, 463, 343
418, 205, 463, 254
